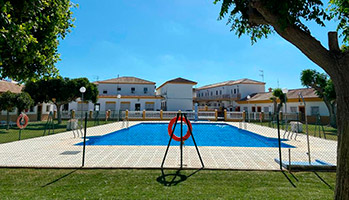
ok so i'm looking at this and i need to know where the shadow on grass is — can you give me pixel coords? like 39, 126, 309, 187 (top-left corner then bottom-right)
157, 168, 203, 187
281, 171, 297, 188
41, 168, 81, 187
313, 171, 334, 190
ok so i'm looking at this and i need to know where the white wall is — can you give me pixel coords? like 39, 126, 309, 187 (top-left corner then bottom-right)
98, 83, 156, 96
157, 83, 194, 111
237, 84, 265, 99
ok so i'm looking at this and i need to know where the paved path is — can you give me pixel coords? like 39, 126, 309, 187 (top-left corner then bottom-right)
0, 121, 337, 170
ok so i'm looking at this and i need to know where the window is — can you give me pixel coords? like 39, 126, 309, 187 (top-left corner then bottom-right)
117, 87, 121, 91
29, 106, 35, 112
213, 103, 217, 106
131, 87, 135, 93
145, 102, 155, 111
219, 90, 222, 95
211, 92, 213, 96
311, 106, 320, 116
290, 106, 297, 113
103, 90, 107, 94
144, 87, 148, 94
252, 107, 256, 112
216, 91, 218, 95
231, 90, 233, 94
105, 102, 116, 111
46, 105, 51, 112
63, 104, 69, 111
263, 107, 269, 112
234, 89, 237, 94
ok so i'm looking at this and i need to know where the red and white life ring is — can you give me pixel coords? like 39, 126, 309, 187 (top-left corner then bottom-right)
16, 113, 29, 129
167, 116, 192, 142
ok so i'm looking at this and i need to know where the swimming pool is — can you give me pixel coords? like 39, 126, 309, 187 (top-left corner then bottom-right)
77, 123, 294, 148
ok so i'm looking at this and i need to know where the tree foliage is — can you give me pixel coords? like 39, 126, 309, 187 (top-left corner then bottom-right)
214, 0, 348, 46
301, 69, 337, 127
0, 0, 75, 81
271, 88, 287, 114
24, 77, 98, 123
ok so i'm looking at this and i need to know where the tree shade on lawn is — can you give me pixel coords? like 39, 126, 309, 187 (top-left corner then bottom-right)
214, 0, 349, 198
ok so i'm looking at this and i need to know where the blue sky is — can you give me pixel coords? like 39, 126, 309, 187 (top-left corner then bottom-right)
57, 0, 338, 90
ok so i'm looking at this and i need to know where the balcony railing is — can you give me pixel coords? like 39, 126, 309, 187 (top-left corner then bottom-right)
195, 93, 241, 101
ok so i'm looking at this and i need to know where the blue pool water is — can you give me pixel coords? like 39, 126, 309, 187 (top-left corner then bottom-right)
77, 123, 294, 148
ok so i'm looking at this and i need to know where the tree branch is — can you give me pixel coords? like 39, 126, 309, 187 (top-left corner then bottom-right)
328, 32, 340, 52
249, 0, 336, 76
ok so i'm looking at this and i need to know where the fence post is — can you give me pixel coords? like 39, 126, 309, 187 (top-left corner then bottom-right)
53, 110, 57, 119
89, 110, 93, 119
279, 111, 283, 121
125, 110, 129, 119
242, 111, 246, 122
72, 110, 75, 119
260, 111, 264, 122
205, 105, 208, 111
160, 110, 163, 120
214, 109, 218, 121
143, 110, 146, 120
82, 112, 88, 167
224, 109, 227, 121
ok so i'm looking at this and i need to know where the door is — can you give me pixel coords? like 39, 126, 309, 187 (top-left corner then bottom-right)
299, 106, 305, 122
135, 103, 141, 111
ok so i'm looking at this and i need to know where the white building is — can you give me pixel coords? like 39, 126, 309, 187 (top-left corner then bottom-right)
236, 88, 330, 124
68, 76, 163, 113
194, 78, 265, 111
156, 78, 197, 111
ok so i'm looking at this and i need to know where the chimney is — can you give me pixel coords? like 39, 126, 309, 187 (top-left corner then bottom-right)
268, 88, 272, 92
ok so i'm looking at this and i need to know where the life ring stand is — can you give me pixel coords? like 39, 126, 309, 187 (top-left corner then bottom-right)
16, 113, 29, 129
167, 116, 192, 142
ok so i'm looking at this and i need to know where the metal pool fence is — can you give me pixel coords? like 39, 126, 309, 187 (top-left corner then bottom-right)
0, 111, 337, 171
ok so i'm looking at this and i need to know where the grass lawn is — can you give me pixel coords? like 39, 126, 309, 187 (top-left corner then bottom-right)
0, 119, 115, 144
252, 121, 338, 141
0, 168, 335, 200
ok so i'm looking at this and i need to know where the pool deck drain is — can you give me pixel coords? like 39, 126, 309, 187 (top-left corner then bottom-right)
0, 121, 337, 170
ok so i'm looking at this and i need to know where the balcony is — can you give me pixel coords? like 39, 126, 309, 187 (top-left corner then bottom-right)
194, 93, 241, 101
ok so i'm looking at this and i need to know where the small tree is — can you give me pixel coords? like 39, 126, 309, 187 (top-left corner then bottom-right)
16, 92, 34, 116
0, 91, 17, 130
270, 88, 287, 118
301, 69, 337, 128
24, 77, 98, 124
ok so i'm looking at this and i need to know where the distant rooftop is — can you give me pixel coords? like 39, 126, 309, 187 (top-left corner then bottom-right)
95, 76, 155, 85
197, 78, 265, 90
0, 80, 23, 94
157, 77, 197, 90
239, 88, 318, 101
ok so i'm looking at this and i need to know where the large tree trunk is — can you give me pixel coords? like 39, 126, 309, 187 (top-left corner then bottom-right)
56, 104, 62, 124
246, 2, 349, 198
332, 56, 349, 200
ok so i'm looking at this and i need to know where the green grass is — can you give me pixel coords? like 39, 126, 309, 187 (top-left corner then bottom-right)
0, 168, 335, 200
0, 119, 115, 143
252, 121, 338, 141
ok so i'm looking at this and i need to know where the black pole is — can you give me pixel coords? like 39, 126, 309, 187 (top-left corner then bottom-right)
183, 114, 204, 168
276, 112, 283, 170
180, 113, 183, 169
161, 113, 179, 176
82, 113, 88, 167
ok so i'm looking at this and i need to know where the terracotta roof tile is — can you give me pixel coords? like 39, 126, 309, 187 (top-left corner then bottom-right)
0, 80, 23, 94
197, 78, 265, 90
96, 76, 155, 84
157, 77, 197, 90
240, 88, 318, 101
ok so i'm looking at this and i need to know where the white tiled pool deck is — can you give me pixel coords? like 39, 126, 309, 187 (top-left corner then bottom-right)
0, 121, 337, 170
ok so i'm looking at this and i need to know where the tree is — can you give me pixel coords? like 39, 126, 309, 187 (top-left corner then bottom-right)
301, 69, 337, 128
270, 88, 287, 118
0, 91, 33, 130
24, 77, 98, 124
214, 0, 349, 198
0, 91, 16, 130
0, 0, 75, 81
15, 92, 34, 116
